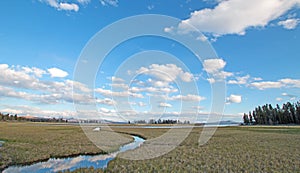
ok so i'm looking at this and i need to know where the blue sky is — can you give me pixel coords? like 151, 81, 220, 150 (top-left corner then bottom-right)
0, 0, 300, 122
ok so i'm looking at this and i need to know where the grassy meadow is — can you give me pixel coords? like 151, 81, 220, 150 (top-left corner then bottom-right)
0, 122, 131, 171
1, 122, 300, 172
84, 126, 300, 172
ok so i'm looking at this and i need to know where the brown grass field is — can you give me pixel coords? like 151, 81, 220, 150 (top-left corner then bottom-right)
1, 122, 300, 172
104, 126, 300, 173
0, 122, 131, 171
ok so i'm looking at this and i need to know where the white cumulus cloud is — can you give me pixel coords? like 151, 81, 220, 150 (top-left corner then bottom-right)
99, 107, 116, 113
168, 94, 206, 102
227, 94, 242, 104
95, 88, 143, 98
21, 66, 46, 78
159, 102, 172, 108
203, 58, 226, 74
250, 78, 300, 90
43, 0, 79, 12
278, 18, 300, 29
59, 2, 79, 11
203, 59, 233, 82
48, 67, 69, 78
177, 0, 300, 37
250, 81, 284, 90
96, 98, 116, 105
136, 64, 194, 83
0, 105, 76, 118
228, 75, 250, 85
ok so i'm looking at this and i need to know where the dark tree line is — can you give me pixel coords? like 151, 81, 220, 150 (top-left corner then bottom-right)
0, 112, 67, 123
0, 113, 19, 121
243, 101, 300, 125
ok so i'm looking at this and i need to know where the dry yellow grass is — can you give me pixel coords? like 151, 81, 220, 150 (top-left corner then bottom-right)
105, 126, 300, 172
0, 122, 131, 171
1, 122, 300, 172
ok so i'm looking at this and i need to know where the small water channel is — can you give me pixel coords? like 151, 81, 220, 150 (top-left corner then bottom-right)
0, 140, 4, 147
4, 136, 144, 173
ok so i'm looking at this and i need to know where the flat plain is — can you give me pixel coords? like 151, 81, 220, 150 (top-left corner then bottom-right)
0, 122, 131, 171
1, 122, 300, 172
106, 126, 300, 173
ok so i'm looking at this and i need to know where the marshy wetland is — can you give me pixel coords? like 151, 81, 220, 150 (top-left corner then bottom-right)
0, 122, 300, 172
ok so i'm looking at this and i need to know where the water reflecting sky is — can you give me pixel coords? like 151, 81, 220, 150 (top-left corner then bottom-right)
4, 136, 144, 173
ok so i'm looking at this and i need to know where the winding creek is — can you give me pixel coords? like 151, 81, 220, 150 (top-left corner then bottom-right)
0, 140, 4, 147
4, 135, 145, 173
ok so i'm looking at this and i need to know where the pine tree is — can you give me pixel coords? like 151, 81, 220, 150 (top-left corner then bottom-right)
243, 100, 300, 125
249, 111, 253, 124
243, 113, 250, 125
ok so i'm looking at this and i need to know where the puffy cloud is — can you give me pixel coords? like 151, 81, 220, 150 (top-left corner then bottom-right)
59, 2, 79, 11
0, 105, 76, 118
129, 86, 178, 94
177, 0, 300, 37
99, 107, 116, 113
0, 64, 95, 105
276, 97, 283, 101
96, 98, 116, 105
151, 80, 170, 87
47, 67, 69, 78
45, 0, 60, 7
136, 64, 194, 83
278, 18, 300, 29
21, 66, 46, 78
111, 76, 125, 83
180, 72, 194, 82
110, 83, 129, 89
203, 59, 232, 82
159, 102, 172, 108
228, 75, 250, 85
250, 78, 300, 90
43, 0, 79, 12
69, 80, 92, 93
203, 59, 226, 73
0, 85, 94, 105
168, 94, 206, 102
250, 81, 284, 90
0, 86, 33, 100
226, 94, 242, 104
95, 88, 143, 98
0, 64, 49, 90
279, 78, 300, 88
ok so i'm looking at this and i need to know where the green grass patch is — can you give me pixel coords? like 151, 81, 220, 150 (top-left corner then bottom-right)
232, 126, 300, 135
